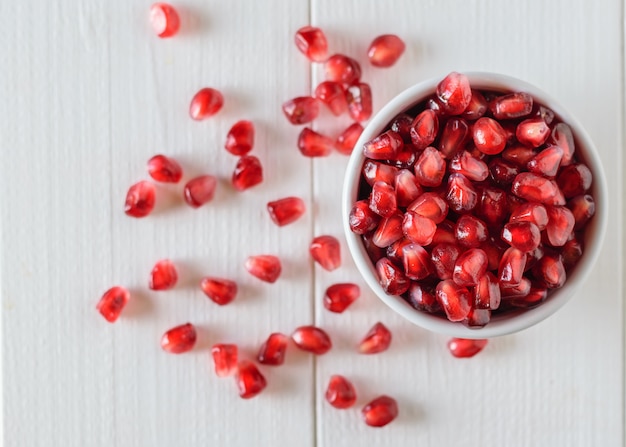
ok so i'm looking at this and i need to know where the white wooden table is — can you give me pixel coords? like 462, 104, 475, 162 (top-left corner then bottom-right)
1, 1, 623, 446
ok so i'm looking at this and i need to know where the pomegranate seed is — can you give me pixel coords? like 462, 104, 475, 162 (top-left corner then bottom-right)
509, 202, 548, 230
410, 109, 439, 150
502, 145, 537, 167
557, 164, 593, 198
533, 105, 555, 124
394, 169, 423, 207
461, 90, 488, 120
189, 88, 224, 120
376, 257, 410, 295
500, 277, 531, 298
267, 196, 306, 226
533, 254, 566, 288
314, 81, 347, 116
369, 181, 397, 218
488, 159, 518, 187
449, 150, 488, 182
431, 243, 462, 280
516, 118, 550, 148
489, 92, 533, 119
474, 272, 501, 310
282, 96, 320, 125
473, 117, 507, 155
545, 206, 575, 246
524, 245, 544, 272
391, 114, 414, 142
325, 375, 357, 409
349, 200, 380, 234
362, 396, 398, 427
96, 286, 129, 323
324, 283, 360, 313
436, 72, 472, 115
372, 213, 404, 247
335, 123, 364, 155
481, 236, 507, 271
407, 282, 441, 313
325, 54, 362, 85
511, 172, 565, 205
225, 120, 255, 156
498, 247, 527, 286
455, 214, 488, 248
245, 255, 282, 283
346, 83, 373, 122
183, 175, 217, 208
257, 333, 289, 366
568, 194, 596, 230
150, 3, 180, 38
501, 221, 540, 252
358, 322, 392, 354
464, 307, 491, 328
386, 238, 412, 266
549, 122, 575, 166
527, 145, 564, 178
147, 154, 182, 183
447, 338, 488, 358
436, 279, 472, 321
439, 118, 470, 159
124, 180, 156, 218
291, 326, 332, 355
402, 243, 434, 280
446, 173, 478, 213
232, 155, 263, 191
509, 286, 548, 308
200, 277, 237, 305
363, 233, 386, 262
294, 26, 328, 62
407, 192, 449, 224
367, 34, 405, 67
236, 360, 267, 399
363, 130, 404, 160
432, 221, 457, 245
453, 248, 488, 287
149, 259, 178, 291
363, 160, 398, 186
211, 344, 238, 377
414, 147, 446, 187
401, 211, 436, 246
310, 235, 341, 271
475, 187, 508, 228
161, 323, 197, 354
562, 237, 583, 267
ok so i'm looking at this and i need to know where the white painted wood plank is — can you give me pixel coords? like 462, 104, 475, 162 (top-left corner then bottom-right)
311, 1, 623, 446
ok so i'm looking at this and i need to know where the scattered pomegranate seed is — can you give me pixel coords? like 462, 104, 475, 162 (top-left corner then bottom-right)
324, 283, 360, 313
474, 272, 501, 310
189, 88, 224, 120
436, 279, 472, 321
473, 117, 507, 155
436, 72, 471, 115
489, 92, 533, 119
232, 155, 263, 191
149, 259, 178, 291
549, 122, 576, 166
362, 395, 398, 427
402, 211, 436, 245
236, 360, 267, 399
346, 83, 373, 122
298, 127, 334, 157
455, 214, 488, 248
291, 326, 332, 354
267, 196, 306, 226
245, 255, 281, 283
407, 192, 448, 223
410, 109, 439, 150
96, 286, 129, 323
447, 338, 488, 358
363, 130, 404, 160
183, 175, 217, 208
367, 34, 405, 67
150, 3, 180, 38
452, 248, 488, 287
568, 194, 595, 230
211, 344, 238, 377
161, 323, 197, 354
439, 118, 470, 159
335, 122, 364, 155
461, 90, 488, 120
349, 199, 380, 234
431, 243, 462, 280
225, 120, 255, 156
372, 213, 404, 248
147, 154, 182, 183
294, 26, 328, 62
414, 146, 446, 187
325, 375, 357, 409
282, 96, 320, 125
124, 180, 156, 218
376, 257, 410, 295
325, 54, 362, 85
310, 235, 341, 271
358, 322, 392, 354
557, 164, 593, 198
201, 277, 237, 305
257, 333, 289, 366
314, 81, 347, 116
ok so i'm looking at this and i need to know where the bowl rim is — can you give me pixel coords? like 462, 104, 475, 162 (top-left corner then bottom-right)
342, 71, 609, 338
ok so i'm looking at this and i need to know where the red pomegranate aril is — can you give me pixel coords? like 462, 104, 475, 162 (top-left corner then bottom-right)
414, 147, 446, 187
291, 326, 332, 355
225, 120, 255, 156
267, 196, 306, 226
376, 257, 410, 295
150, 3, 180, 38
533, 255, 566, 289
363, 160, 398, 186
232, 155, 263, 191
386, 238, 411, 266
498, 247, 527, 286
96, 286, 129, 323
391, 114, 414, 142
245, 255, 282, 283
545, 205, 575, 247
362, 395, 398, 427
524, 244, 544, 272
368, 34, 405, 67
315, 81, 347, 116
431, 243, 462, 280
436, 72, 472, 115
449, 150, 488, 182
480, 237, 507, 271
489, 92, 533, 119
436, 279, 472, 321
557, 164, 593, 198
310, 235, 341, 271
568, 194, 595, 230
502, 145, 537, 166
402, 211, 437, 246
527, 145, 564, 178
462, 89, 488, 120
452, 248, 488, 287
475, 187, 508, 228
489, 158, 519, 186
431, 219, 457, 245
446, 173, 478, 213
363, 130, 404, 160
147, 154, 182, 183
402, 243, 433, 280
257, 333, 289, 366
500, 277, 531, 298
211, 344, 238, 377
282, 96, 320, 125
184, 175, 217, 208
455, 214, 488, 248
201, 277, 237, 305
501, 221, 540, 252
562, 237, 583, 267
464, 307, 491, 328
359, 322, 392, 354
408, 192, 448, 224
335, 122, 364, 155
325, 375, 357, 409
509, 286, 548, 308
161, 323, 197, 354
369, 181, 397, 218
149, 259, 178, 291
474, 272, 501, 310
511, 173, 565, 205
516, 118, 550, 148
372, 213, 404, 247
324, 283, 360, 313
298, 127, 334, 157
350, 200, 380, 234
389, 144, 418, 169
549, 122, 575, 166
190, 88, 224, 120
473, 117, 507, 155
394, 169, 423, 207
407, 282, 440, 313
295, 26, 328, 62
410, 109, 439, 150
364, 233, 386, 263
535, 105, 555, 125
325, 54, 362, 85
439, 118, 470, 159
346, 83, 373, 122
124, 180, 156, 218
509, 202, 548, 230
447, 338, 488, 358
236, 360, 267, 399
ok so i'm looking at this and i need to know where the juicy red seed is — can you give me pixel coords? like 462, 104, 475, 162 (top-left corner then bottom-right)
402, 211, 437, 245
473, 117, 507, 155
362, 395, 398, 427
124, 180, 156, 218
509, 286, 548, 308
516, 118, 551, 148
436, 72, 472, 115
376, 257, 410, 295
535, 105, 555, 125
549, 122, 575, 166
346, 83, 373, 122
568, 194, 596, 230
390, 114, 414, 142
461, 89, 488, 120
410, 109, 439, 150
335, 122, 364, 155
225, 120, 255, 156
267, 196, 306, 226
291, 326, 332, 355
502, 145, 537, 166
501, 221, 540, 252
363, 130, 404, 160
189, 88, 224, 120
232, 155, 263, 191
474, 272, 501, 310
161, 323, 197, 354
545, 206, 575, 246
325, 54, 362, 85
386, 238, 412, 266
431, 243, 462, 280
527, 145, 564, 178
147, 154, 183, 183
557, 164, 593, 198
183, 175, 217, 208
489, 158, 519, 186
364, 233, 386, 263
236, 360, 267, 399
200, 277, 238, 305
257, 333, 289, 366
489, 92, 533, 119
211, 344, 238, 377
449, 150, 488, 182
439, 118, 470, 159
431, 222, 456, 246
562, 237, 583, 267
325, 375, 357, 409
324, 283, 360, 313
372, 213, 404, 247
455, 214, 488, 248
150, 3, 180, 38
446, 173, 478, 213
294, 26, 328, 62
314, 81, 347, 116
425, 95, 445, 115
402, 243, 434, 280
349, 200, 380, 234
481, 237, 507, 271
394, 169, 423, 207
475, 187, 508, 228
408, 192, 449, 223
407, 282, 441, 313
369, 181, 398, 218
367, 34, 405, 67
524, 245, 544, 272
464, 308, 491, 328
436, 279, 472, 321
358, 322, 392, 354
245, 255, 282, 283
498, 247, 527, 286
500, 277, 531, 298
452, 248, 488, 287
149, 259, 178, 291
509, 202, 548, 230
96, 286, 129, 323
414, 146, 446, 187
533, 255, 566, 289
447, 338, 488, 358
282, 96, 320, 125
511, 173, 565, 205
363, 160, 398, 186
310, 235, 341, 271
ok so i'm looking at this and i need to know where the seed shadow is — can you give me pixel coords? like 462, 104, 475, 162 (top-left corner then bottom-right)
176, 3, 208, 37
220, 89, 251, 119
174, 259, 205, 290
193, 323, 219, 352
396, 397, 425, 425
152, 184, 185, 215
123, 288, 155, 319
233, 282, 259, 306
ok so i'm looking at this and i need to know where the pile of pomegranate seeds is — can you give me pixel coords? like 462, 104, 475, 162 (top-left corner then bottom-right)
350, 71, 596, 327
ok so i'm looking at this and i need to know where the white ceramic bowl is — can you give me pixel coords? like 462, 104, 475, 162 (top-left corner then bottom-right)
342, 72, 608, 338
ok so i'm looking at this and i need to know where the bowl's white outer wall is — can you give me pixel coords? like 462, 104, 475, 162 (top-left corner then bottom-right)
342, 72, 609, 339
